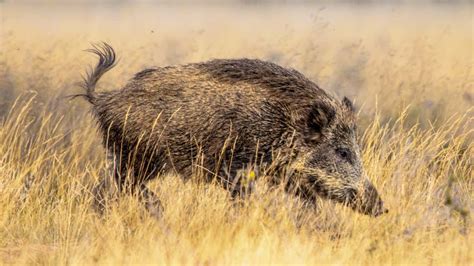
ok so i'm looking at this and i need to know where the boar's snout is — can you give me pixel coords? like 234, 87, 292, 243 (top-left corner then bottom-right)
352, 180, 388, 217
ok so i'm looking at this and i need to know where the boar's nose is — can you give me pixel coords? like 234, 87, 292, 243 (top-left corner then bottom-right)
357, 180, 387, 217
371, 203, 388, 217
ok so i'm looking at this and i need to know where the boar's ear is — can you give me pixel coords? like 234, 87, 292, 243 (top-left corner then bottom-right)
307, 101, 336, 133
342, 97, 355, 113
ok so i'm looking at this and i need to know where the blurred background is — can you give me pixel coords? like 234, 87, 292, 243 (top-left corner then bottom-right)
1, 0, 472, 128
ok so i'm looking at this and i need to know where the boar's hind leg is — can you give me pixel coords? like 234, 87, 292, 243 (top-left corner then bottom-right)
92, 177, 113, 215
92, 153, 121, 215
119, 154, 164, 218
138, 184, 164, 218
92, 153, 164, 218
131, 155, 165, 218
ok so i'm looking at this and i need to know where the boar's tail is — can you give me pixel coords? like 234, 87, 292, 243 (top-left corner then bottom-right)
79, 42, 117, 104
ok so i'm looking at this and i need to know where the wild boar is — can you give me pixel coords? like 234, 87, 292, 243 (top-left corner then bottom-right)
79, 43, 387, 218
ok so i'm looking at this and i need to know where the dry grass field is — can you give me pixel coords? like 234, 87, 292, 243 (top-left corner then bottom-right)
0, 2, 473, 265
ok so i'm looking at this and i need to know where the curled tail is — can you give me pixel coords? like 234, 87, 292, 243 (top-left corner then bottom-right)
81, 42, 117, 103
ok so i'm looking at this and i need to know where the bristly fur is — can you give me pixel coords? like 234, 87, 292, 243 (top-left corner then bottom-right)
82, 43, 386, 218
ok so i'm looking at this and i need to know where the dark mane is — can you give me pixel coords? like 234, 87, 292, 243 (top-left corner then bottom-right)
133, 68, 157, 80
197, 59, 323, 95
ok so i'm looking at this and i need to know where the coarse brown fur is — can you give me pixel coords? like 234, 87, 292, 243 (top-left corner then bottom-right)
82, 42, 387, 218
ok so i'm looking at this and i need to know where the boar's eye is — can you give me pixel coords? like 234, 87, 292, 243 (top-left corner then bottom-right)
336, 148, 351, 162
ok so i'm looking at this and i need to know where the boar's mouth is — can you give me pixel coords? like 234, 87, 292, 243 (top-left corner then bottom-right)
346, 182, 388, 217
307, 177, 388, 217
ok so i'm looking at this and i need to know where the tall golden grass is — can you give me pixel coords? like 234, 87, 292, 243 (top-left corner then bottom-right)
0, 96, 471, 264
0, 3, 472, 265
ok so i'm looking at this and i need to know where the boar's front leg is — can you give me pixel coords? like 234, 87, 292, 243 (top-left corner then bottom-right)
220, 162, 257, 199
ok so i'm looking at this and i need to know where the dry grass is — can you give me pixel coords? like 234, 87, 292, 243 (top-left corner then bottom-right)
0, 2, 473, 265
